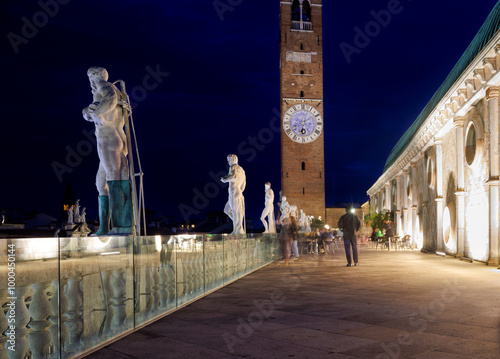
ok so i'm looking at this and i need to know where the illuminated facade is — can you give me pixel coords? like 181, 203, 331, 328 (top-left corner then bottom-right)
368, 3, 500, 264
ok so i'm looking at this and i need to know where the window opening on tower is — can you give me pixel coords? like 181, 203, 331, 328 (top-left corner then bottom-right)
291, 0, 312, 31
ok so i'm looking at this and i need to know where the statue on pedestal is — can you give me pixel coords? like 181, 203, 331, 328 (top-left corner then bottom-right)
300, 210, 311, 233
67, 207, 74, 225
260, 182, 276, 234
220, 154, 246, 235
280, 196, 291, 224
83, 67, 134, 236
81, 208, 87, 224
299, 209, 305, 228
74, 199, 81, 223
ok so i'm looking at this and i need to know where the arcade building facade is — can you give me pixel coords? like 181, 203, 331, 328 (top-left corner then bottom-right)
368, 3, 500, 265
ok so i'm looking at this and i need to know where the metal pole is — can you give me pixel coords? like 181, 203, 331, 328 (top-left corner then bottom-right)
119, 80, 139, 236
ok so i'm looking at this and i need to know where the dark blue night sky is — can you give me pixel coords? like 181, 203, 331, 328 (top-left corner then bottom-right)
1, 0, 498, 222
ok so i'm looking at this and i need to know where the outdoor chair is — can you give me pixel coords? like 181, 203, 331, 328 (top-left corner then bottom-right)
401, 235, 412, 250
391, 236, 401, 250
376, 236, 388, 250
323, 240, 335, 255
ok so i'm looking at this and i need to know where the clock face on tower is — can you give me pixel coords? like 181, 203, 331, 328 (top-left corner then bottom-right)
283, 104, 323, 144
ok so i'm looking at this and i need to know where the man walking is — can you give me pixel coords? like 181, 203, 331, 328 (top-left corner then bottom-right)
338, 206, 362, 267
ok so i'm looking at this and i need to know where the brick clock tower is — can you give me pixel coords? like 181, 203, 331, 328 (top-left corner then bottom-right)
280, 0, 325, 219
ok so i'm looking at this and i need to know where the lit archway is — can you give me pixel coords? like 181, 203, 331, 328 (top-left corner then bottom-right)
443, 206, 456, 251
415, 215, 423, 249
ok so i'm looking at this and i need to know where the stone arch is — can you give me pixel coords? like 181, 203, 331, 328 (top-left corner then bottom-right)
302, 0, 311, 22
444, 172, 457, 252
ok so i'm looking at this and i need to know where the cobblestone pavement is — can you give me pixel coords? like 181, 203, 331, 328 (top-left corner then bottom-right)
87, 247, 500, 358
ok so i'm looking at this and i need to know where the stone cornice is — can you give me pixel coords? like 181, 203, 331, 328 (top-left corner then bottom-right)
486, 86, 500, 99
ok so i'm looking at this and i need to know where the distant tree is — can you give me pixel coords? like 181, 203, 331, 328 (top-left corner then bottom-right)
310, 216, 324, 231
364, 208, 393, 231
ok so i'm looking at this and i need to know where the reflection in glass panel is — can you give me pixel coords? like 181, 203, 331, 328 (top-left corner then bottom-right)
134, 235, 177, 327
204, 235, 224, 292
0, 233, 279, 358
60, 236, 134, 359
176, 235, 205, 306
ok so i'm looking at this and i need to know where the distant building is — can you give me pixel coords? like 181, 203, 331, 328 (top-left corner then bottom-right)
368, 3, 500, 264
326, 202, 369, 237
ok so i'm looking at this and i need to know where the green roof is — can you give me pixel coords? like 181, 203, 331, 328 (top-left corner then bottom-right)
383, 1, 500, 173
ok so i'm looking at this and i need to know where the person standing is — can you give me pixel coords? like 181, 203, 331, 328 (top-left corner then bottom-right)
277, 217, 294, 266
338, 206, 362, 267
290, 214, 300, 260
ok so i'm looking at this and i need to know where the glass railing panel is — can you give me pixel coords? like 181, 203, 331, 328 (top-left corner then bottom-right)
223, 235, 244, 284
1, 237, 61, 359
59, 236, 134, 359
0, 233, 279, 358
175, 235, 205, 306
203, 234, 224, 293
134, 235, 177, 327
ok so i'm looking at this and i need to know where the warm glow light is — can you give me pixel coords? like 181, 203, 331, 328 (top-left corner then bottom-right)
324, 225, 330, 229
26, 238, 59, 259
465, 183, 489, 261
89, 237, 111, 251
443, 206, 456, 252
100, 251, 120, 256
155, 235, 162, 252
415, 215, 423, 250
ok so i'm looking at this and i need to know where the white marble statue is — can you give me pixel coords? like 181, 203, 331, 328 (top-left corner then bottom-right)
290, 204, 298, 219
260, 182, 276, 234
74, 199, 81, 223
299, 209, 305, 228
67, 207, 74, 225
220, 154, 246, 234
280, 196, 291, 223
81, 207, 87, 224
83, 67, 133, 235
300, 210, 312, 232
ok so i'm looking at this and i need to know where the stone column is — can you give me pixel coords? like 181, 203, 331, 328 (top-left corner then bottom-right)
385, 183, 391, 211
411, 161, 418, 248
402, 170, 409, 236
396, 176, 401, 235
435, 137, 444, 252
486, 87, 500, 266
455, 117, 466, 257
379, 191, 384, 213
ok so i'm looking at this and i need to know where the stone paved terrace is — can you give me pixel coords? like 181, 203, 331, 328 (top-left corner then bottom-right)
86, 247, 500, 359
